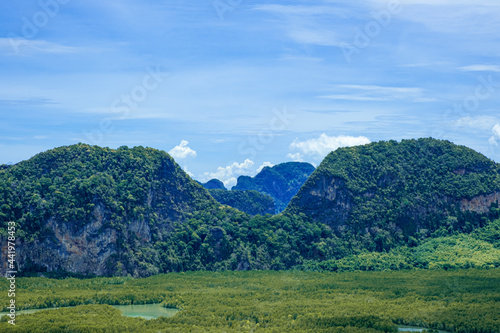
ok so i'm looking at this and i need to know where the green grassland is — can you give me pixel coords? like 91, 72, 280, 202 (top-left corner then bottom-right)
1, 269, 499, 332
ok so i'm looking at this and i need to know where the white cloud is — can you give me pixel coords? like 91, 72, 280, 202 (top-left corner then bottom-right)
290, 134, 371, 159
454, 116, 499, 131
256, 162, 274, 173
490, 123, 500, 146
168, 140, 197, 160
493, 124, 500, 137
203, 159, 255, 188
459, 65, 500, 72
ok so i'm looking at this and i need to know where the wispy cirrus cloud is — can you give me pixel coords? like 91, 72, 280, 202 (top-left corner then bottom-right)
0, 98, 56, 106
453, 116, 500, 131
0, 38, 85, 56
369, 0, 500, 5
252, 4, 348, 16
459, 65, 500, 72
288, 29, 344, 47
319, 84, 435, 103
252, 3, 349, 47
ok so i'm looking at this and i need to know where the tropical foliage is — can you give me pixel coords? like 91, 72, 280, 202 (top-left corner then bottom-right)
287, 138, 500, 251
0, 140, 499, 277
208, 189, 275, 216
0, 269, 498, 332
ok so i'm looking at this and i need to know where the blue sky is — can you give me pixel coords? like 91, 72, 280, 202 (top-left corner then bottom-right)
1, 0, 499, 187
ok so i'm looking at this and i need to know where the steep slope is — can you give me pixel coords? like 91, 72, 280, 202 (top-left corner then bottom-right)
0, 144, 218, 277
209, 189, 275, 216
232, 162, 315, 213
286, 138, 500, 251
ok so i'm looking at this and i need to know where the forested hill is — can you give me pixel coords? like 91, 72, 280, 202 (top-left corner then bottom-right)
0, 144, 220, 276
0, 140, 499, 278
287, 138, 500, 251
232, 162, 315, 213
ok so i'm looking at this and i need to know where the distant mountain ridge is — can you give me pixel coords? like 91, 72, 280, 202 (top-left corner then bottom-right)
200, 179, 227, 190
232, 162, 315, 213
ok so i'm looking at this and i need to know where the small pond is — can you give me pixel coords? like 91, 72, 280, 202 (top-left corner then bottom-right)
111, 303, 179, 320
0, 303, 179, 320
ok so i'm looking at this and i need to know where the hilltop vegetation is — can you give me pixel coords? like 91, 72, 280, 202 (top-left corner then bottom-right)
0, 144, 216, 237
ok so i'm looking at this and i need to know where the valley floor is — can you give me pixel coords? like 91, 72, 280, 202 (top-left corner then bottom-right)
0, 269, 498, 332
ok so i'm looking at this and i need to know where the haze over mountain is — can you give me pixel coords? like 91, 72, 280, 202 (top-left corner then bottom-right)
232, 162, 316, 213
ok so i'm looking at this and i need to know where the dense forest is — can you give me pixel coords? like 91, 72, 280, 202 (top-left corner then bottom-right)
208, 189, 275, 216
0, 139, 499, 277
287, 138, 500, 251
0, 269, 498, 332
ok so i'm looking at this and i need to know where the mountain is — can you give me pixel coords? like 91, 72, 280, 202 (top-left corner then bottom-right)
0, 144, 219, 277
1, 140, 498, 277
232, 162, 315, 213
208, 189, 275, 216
200, 179, 227, 190
286, 138, 500, 251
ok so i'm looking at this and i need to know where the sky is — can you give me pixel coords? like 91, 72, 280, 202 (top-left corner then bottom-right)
1, 0, 499, 188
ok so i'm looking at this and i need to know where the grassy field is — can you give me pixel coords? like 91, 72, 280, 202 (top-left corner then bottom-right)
1, 269, 499, 332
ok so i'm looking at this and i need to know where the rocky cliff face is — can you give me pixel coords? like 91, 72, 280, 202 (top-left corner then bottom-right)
0, 144, 217, 277
292, 176, 353, 229
17, 216, 118, 276
460, 192, 500, 214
